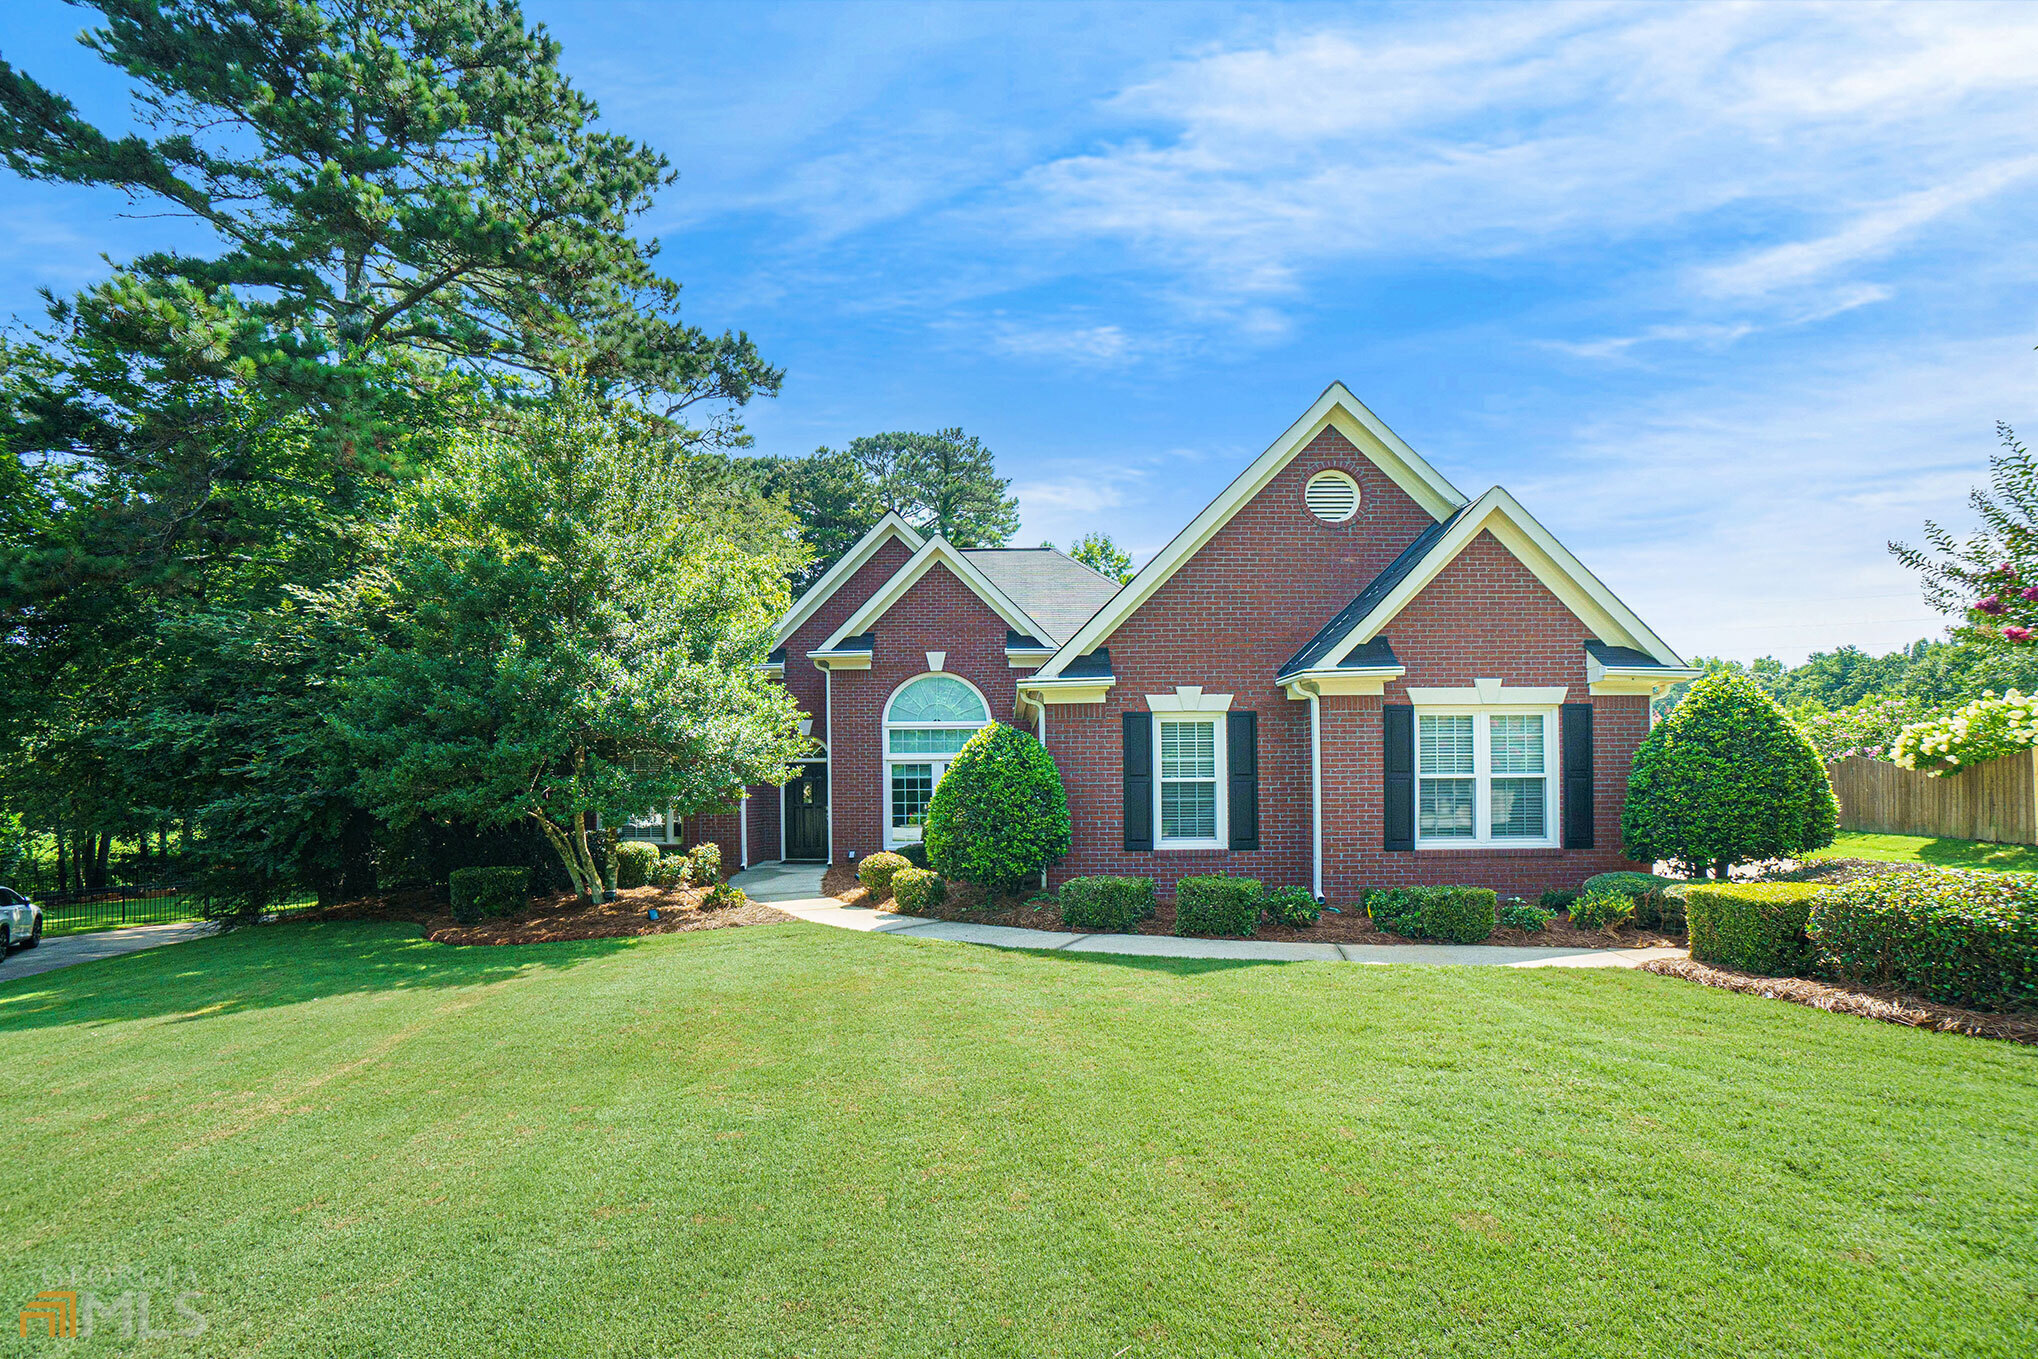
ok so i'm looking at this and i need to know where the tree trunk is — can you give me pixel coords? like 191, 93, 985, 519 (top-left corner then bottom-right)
534, 814, 598, 898
54, 825, 67, 895
1713, 858, 1733, 880
92, 832, 112, 891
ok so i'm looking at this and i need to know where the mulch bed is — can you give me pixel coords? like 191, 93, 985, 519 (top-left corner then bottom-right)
304, 883, 795, 945
1641, 957, 2038, 1043
820, 863, 1683, 950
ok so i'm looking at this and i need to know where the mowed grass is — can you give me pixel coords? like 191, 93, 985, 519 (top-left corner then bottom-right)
1, 923, 2032, 1358
1813, 829, 2038, 872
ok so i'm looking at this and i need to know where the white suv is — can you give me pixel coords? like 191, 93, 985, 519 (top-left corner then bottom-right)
0, 887, 44, 956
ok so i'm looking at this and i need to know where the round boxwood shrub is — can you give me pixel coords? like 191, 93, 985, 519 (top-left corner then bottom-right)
1264, 886, 1321, 927
1623, 671, 1838, 878
1810, 868, 2038, 1011
614, 841, 661, 889
449, 865, 530, 923
1498, 899, 1553, 932
924, 722, 1071, 893
857, 851, 911, 900
1684, 881, 1827, 975
1058, 876, 1156, 932
891, 867, 948, 914
897, 841, 931, 869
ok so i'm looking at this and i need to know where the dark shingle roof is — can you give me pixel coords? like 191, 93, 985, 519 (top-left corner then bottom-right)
1586, 640, 1682, 671
1060, 647, 1113, 679
963, 547, 1122, 645
1278, 508, 1467, 679
1006, 629, 1050, 651
765, 645, 786, 665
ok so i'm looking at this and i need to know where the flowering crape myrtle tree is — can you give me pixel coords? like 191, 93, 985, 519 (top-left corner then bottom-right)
1891, 424, 2038, 644
331, 387, 810, 898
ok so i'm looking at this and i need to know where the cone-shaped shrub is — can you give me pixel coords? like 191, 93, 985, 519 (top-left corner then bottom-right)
924, 722, 1071, 893
1623, 671, 1837, 877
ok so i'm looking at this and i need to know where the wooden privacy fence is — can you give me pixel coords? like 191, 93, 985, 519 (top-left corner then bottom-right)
1826, 751, 2038, 846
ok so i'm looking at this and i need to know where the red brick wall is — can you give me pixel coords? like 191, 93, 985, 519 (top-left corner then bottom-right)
737, 535, 915, 867
1042, 430, 1653, 901
827, 562, 1038, 864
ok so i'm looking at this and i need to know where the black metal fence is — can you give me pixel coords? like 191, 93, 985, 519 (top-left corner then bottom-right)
32, 885, 321, 938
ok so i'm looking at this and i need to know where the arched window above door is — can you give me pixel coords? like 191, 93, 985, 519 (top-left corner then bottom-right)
882, 675, 990, 846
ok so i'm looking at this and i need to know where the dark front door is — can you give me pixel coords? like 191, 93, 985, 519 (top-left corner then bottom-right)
784, 762, 828, 860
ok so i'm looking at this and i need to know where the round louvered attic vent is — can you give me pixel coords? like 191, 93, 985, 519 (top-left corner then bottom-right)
1305, 470, 1360, 523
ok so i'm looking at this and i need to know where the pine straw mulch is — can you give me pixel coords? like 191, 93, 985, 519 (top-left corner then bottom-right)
820, 863, 1683, 950
303, 882, 796, 946
1641, 957, 2038, 1044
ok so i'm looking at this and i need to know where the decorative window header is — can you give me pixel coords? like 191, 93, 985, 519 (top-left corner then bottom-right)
1404, 679, 1569, 706
1146, 685, 1234, 713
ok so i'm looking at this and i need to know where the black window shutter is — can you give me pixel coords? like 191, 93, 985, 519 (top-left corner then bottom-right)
1122, 711, 1153, 852
1227, 711, 1259, 851
1383, 704, 1414, 852
1562, 703, 1594, 849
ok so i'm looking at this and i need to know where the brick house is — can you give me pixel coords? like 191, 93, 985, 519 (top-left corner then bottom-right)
667, 384, 1697, 900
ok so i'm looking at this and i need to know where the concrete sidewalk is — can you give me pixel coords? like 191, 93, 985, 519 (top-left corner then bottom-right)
0, 919, 219, 983
731, 862, 1685, 969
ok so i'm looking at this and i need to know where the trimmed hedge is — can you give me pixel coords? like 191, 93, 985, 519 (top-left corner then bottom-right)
1175, 876, 1263, 937
897, 841, 931, 869
1684, 882, 1826, 975
614, 841, 661, 889
1568, 887, 1635, 933
1810, 868, 2038, 1012
1058, 876, 1156, 932
1264, 886, 1321, 927
449, 865, 529, 923
686, 841, 722, 884
892, 867, 948, 914
858, 851, 912, 900
1366, 886, 1497, 943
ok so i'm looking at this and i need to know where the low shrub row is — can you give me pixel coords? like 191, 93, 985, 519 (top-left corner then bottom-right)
1058, 876, 1156, 932
615, 841, 661, 889
1582, 871, 1686, 931
1175, 876, 1263, 937
1365, 886, 1497, 943
1684, 882, 1824, 976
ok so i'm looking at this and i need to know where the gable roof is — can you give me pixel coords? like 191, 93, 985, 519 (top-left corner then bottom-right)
1289, 485, 1690, 676
1034, 382, 1470, 679
772, 513, 924, 648
817, 537, 1049, 654
962, 548, 1121, 644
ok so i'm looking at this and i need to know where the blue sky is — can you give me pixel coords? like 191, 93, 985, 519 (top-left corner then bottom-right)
4, 1, 2036, 663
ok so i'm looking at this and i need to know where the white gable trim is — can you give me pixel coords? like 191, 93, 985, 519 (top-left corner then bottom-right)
820, 537, 1042, 652
773, 512, 925, 648
1034, 383, 1469, 678
1316, 487, 1689, 669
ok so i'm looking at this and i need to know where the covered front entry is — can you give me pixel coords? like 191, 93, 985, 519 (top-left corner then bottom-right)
783, 761, 829, 861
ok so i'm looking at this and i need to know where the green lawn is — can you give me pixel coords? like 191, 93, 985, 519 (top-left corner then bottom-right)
2, 922, 2032, 1358
1814, 830, 2038, 872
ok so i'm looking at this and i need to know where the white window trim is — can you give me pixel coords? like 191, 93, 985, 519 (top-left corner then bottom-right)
882, 672, 990, 850
1154, 712, 1228, 850
1413, 704, 1561, 850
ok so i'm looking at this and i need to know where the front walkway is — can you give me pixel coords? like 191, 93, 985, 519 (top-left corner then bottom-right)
730, 861, 1686, 968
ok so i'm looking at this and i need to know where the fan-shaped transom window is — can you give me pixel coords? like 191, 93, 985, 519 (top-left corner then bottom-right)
883, 675, 990, 847
1305, 470, 1360, 523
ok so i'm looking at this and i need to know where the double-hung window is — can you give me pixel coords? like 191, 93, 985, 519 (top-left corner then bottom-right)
1157, 716, 1226, 849
1415, 709, 1557, 847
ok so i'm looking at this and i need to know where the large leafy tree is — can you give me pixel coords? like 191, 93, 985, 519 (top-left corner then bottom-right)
1063, 531, 1134, 583
1891, 423, 2038, 645
0, 0, 780, 888
331, 387, 808, 898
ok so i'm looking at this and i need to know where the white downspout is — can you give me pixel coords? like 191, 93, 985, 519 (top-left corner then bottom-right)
824, 664, 835, 865
739, 790, 749, 869
1305, 682, 1323, 902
